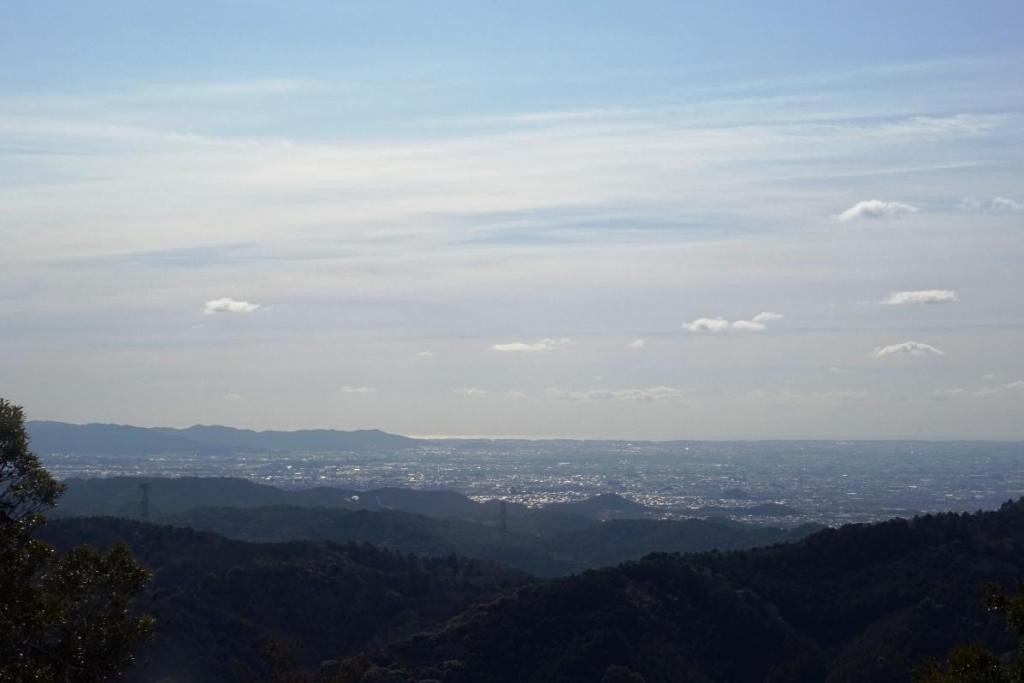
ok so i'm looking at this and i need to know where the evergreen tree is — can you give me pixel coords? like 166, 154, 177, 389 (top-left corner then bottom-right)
914, 583, 1024, 683
0, 398, 153, 682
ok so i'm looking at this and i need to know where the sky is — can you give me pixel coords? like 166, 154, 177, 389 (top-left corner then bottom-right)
1, 1, 1023, 439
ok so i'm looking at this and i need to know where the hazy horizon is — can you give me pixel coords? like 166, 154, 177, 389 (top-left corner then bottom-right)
24, 417, 1024, 445
3, 2, 1023, 439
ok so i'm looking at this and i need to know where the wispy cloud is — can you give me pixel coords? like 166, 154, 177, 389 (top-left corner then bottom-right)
546, 386, 685, 402
453, 387, 488, 396
881, 289, 958, 305
413, 351, 435, 359
492, 338, 570, 352
836, 200, 918, 221
627, 338, 645, 349
959, 196, 1023, 213
752, 311, 784, 323
341, 385, 377, 394
991, 197, 1024, 212
747, 389, 868, 402
871, 341, 945, 358
203, 297, 260, 314
932, 380, 1023, 400
137, 78, 331, 100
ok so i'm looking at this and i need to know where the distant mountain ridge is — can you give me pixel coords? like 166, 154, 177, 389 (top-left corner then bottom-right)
53, 477, 820, 576
26, 420, 419, 455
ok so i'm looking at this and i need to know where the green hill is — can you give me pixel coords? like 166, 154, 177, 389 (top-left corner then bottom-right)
35, 517, 526, 683
339, 499, 1024, 682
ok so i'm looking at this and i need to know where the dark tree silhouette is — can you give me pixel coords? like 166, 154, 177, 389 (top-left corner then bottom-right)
914, 583, 1024, 683
0, 398, 153, 682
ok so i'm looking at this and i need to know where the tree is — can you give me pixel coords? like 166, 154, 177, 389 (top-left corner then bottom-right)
0, 398, 154, 682
913, 582, 1024, 683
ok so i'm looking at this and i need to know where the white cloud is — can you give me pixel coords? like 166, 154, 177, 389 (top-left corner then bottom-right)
731, 320, 766, 332
751, 311, 784, 323
203, 297, 260, 314
991, 196, 1024, 212
1005, 380, 1024, 391
453, 387, 488, 396
871, 341, 946, 358
828, 366, 852, 374
683, 317, 731, 333
627, 338, 645, 348
836, 199, 919, 221
881, 289, 958, 305
491, 337, 570, 352
546, 386, 685, 402
413, 351, 435, 359
958, 195, 983, 211
685, 314, 779, 333
341, 385, 377, 394
957, 196, 1022, 213
503, 391, 527, 400
223, 392, 242, 402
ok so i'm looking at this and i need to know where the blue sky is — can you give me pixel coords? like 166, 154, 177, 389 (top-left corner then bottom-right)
1, 2, 1023, 438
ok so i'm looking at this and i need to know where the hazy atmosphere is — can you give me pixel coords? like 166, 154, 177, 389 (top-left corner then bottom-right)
2, 1, 1022, 438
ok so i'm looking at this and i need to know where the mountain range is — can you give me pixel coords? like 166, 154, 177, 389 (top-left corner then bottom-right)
26, 421, 418, 455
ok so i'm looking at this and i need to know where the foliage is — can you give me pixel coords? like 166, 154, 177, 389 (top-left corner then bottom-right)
0, 399, 64, 528
329, 499, 1024, 682
37, 517, 528, 683
58, 476, 817, 577
914, 583, 1024, 683
0, 398, 153, 682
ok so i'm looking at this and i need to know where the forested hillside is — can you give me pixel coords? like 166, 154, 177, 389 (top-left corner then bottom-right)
54, 477, 819, 576
36, 518, 526, 683
160, 504, 817, 576
337, 499, 1024, 682
38, 475, 1024, 682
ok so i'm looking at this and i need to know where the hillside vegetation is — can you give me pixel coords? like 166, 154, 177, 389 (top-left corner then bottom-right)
339, 499, 1024, 682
